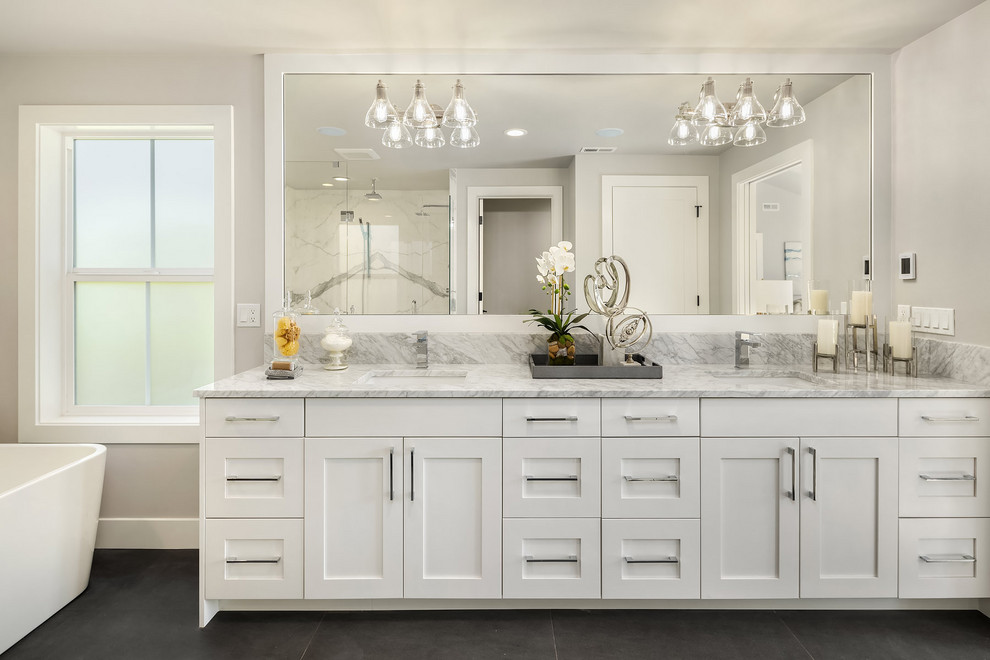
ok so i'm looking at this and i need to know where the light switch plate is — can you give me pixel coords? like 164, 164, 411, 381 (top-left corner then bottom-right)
911, 306, 954, 336
236, 303, 261, 327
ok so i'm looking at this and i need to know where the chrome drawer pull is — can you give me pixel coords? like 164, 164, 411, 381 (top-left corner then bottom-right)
225, 475, 282, 482
525, 475, 579, 482
919, 473, 976, 482
624, 555, 679, 564
624, 415, 678, 422
225, 556, 282, 564
224, 416, 280, 422
919, 554, 976, 563
920, 415, 980, 423
526, 416, 578, 422
623, 475, 678, 483
524, 555, 578, 563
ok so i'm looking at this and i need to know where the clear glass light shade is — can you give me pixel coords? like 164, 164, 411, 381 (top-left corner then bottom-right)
441, 79, 477, 128
449, 125, 481, 148
667, 112, 698, 146
382, 120, 413, 148
403, 80, 439, 129
698, 123, 733, 147
733, 120, 767, 147
365, 80, 399, 129
692, 77, 728, 127
729, 78, 767, 126
767, 78, 806, 128
414, 126, 446, 148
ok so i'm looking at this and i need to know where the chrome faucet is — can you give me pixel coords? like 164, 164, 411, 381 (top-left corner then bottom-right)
734, 331, 762, 368
410, 330, 428, 368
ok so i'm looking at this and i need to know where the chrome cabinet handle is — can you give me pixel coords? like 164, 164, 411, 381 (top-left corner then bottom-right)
624, 556, 679, 564
225, 475, 281, 482
919, 473, 976, 482
920, 554, 976, 563
921, 415, 980, 422
623, 475, 678, 482
526, 416, 578, 422
225, 556, 281, 564
525, 475, 578, 482
785, 446, 796, 501
389, 448, 394, 501
808, 446, 818, 501
624, 415, 678, 422
524, 555, 578, 563
410, 447, 415, 502
224, 416, 280, 422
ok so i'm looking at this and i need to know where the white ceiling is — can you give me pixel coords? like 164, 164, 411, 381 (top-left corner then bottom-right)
0, 0, 983, 55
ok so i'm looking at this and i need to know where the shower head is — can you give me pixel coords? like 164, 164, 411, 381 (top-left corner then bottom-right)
365, 178, 383, 201
415, 210, 430, 217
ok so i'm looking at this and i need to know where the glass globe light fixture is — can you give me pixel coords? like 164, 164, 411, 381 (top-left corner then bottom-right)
692, 77, 728, 127
729, 77, 767, 126
403, 80, 439, 129
382, 119, 413, 148
364, 80, 399, 129
733, 120, 767, 147
414, 125, 446, 148
449, 125, 481, 148
667, 102, 699, 146
767, 78, 806, 128
698, 122, 733, 147
441, 79, 478, 128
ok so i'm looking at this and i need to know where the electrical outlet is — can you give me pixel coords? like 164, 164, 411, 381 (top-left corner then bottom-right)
897, 304, 911, 322
236, 303, 261, 327
911, 306, 954, 336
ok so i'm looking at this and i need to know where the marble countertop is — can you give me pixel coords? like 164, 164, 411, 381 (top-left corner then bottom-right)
194, 362, 990, 399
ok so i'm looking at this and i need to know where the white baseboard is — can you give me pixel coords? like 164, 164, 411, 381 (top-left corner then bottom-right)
96, 517, 199, 549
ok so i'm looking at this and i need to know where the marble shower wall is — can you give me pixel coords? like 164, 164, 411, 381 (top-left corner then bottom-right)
285, 186, 450, 315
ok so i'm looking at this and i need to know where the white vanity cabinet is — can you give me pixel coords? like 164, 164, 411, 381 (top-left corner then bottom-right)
700, 399, 899, 600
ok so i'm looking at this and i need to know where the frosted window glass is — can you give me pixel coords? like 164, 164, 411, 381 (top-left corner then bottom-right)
155, 140, 214, 268
75, 282, 147, 405
149, 283, 214, 405
74, 140, 151, 268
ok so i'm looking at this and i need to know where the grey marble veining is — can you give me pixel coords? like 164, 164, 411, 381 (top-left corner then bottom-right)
916, 337, 990, 386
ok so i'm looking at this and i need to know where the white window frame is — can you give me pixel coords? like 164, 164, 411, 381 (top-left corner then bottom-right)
18, 106, 234, 443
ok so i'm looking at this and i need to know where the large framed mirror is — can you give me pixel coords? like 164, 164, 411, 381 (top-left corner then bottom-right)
265, 54, 889, 327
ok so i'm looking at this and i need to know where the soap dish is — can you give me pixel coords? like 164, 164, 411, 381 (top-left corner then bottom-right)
529, 354, 663, 379
265, 364, 304, 380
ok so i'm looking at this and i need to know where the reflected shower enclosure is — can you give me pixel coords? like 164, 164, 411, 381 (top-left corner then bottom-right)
284, 185, 450, 314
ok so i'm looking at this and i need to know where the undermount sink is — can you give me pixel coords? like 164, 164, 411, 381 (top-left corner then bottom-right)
358, 369, 469, 386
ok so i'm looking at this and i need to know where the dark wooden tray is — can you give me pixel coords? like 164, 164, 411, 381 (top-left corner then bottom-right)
529, 354, 663, 379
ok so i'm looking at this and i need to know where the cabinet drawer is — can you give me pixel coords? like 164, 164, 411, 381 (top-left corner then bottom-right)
205, 438, 304, 518
602, 519, 700, 599
602, 399, 699, 437
204, 399, 304, 438
701, 398, 897, 437
898, 518, 990, 598
503, 437, 601, 518
503, 398, 600, 437
602, 437, 700, 519
900, 437, 990, 517
306, 398, 500, 437
899, 399, 990, 437
204, 518, 304, 599
502, 518, 600, 599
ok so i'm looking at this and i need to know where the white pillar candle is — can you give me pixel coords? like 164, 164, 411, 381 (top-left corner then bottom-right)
817, 319, 839, 356
809, 289, 829, 314
889, 321, 912, 359
849, 290, 872, 325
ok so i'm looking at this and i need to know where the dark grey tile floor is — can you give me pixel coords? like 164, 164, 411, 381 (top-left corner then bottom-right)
4, 550, 990, 659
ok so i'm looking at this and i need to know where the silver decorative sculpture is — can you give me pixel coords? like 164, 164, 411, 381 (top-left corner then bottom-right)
584, 256, 652, 363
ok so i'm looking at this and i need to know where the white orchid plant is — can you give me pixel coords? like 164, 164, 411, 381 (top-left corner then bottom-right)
526, 241, 590, 346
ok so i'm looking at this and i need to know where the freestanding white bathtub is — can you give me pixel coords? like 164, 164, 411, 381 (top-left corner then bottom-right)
0, 443, 106, 654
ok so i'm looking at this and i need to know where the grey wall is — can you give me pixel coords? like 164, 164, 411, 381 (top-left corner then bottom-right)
0, 54, 265, 533
892, 1, 990, 346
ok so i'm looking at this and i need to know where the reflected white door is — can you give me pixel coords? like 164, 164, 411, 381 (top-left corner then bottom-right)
404, 437, 502, 598
603, 176, 709, 314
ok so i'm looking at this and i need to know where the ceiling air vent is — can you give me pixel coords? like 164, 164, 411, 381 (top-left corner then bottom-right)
334, 148, 381, 161
579, 146, 618, 154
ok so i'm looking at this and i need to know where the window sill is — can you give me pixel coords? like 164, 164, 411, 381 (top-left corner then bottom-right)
22, 415, 201, 444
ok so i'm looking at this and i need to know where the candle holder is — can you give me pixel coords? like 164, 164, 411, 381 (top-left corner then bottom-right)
883, 344, 918, 377
813, 342, 839, 373
846, 313, 879, 371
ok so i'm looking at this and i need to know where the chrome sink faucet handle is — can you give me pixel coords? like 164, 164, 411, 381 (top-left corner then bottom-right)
409, 330, 428, 368
734, 331, 763, 368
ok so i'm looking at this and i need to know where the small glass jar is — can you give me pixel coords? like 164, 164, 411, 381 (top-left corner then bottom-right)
273, 305, 301, 364
320, 308, 352, 371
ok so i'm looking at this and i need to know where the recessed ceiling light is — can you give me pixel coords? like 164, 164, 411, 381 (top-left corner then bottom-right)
504, 128, 528, 137
321, 182, 334, 187
333, 176, 349, 182
595, 128, 624, 138
317, 126, 347, 136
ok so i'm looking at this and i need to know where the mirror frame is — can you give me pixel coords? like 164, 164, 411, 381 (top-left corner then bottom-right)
264, 53, 891, 334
